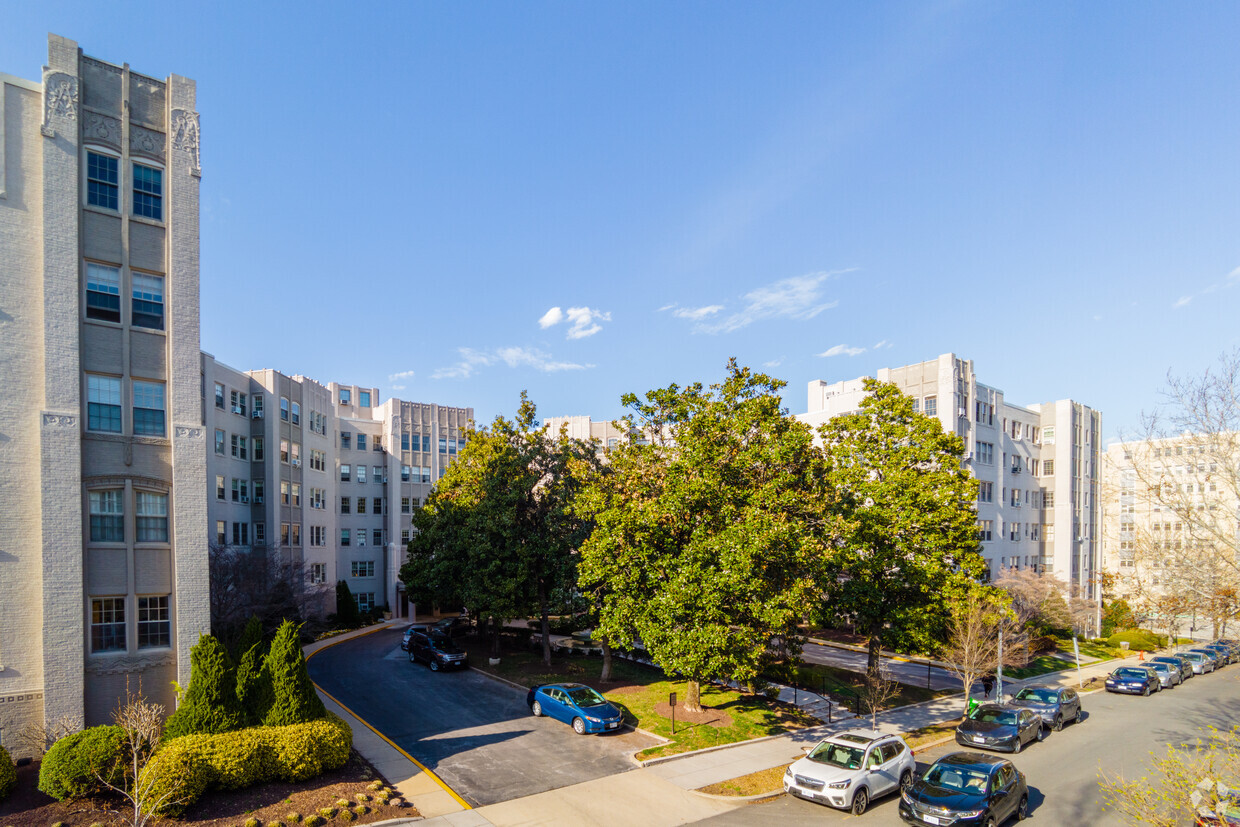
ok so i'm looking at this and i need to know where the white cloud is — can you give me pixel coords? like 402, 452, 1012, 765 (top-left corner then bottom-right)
1172, 265, 1240, 306
1173, 296, 1192, 309
388, 370, 416, 390
698, 271, 846, 334
432, 346, 591, 380
538, 307, 565, 329
872, 340, 894, 350
763, 358, 784, 368
539, 305, 610, 339
818, 344, 866, 358
673, 305, 724, 321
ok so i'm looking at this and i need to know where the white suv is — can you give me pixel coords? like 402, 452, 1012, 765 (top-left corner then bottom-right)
783, 729, 916, 815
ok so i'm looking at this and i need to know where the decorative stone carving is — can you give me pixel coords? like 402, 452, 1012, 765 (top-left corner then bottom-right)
86, 654, 175, 677
41, 413, 78, 428
171, 108, 201, 176
41, 72, 78, 136
83, 112, 122, 151
129, 124, 166, 162
174, 426, 204, 440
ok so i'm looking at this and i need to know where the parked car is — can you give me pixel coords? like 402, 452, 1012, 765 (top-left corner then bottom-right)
401, 623, 434, 652
1007, 685, 1082, 731
1150, 654, 1194, 681
1202, 643, 1233, 666
1181, 650, 1216, 675
527, 683, 624, 734
433, 615, 472, 637
406, 631, 469, 671
783, 729, 915, 815
1196, 793, 1240, 825
1147, 661, 1181, 689
955, 704, 1044, 753
1105, 666, 1162, 695
1189, 649, 1222, 672
899, 752, 1029, 826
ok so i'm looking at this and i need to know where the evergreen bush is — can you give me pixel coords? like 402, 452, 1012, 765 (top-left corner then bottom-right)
37, 726, 126, 801
263, 620, 326, 727
235, 614, 265, 661
164, 633, 243, 740
0, 744, 15, 802
334, 581, 361, 628
236, 641, 274, 726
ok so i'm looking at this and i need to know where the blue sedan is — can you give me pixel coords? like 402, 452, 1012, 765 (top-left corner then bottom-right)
526, 683, 625, 734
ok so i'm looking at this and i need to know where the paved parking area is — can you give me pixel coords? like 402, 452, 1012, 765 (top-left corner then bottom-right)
307, 626, 659, 807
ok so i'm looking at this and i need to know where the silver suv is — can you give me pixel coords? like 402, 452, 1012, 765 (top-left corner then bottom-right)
784, 729, 915, 815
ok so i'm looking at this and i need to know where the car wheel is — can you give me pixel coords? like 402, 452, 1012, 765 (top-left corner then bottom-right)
1053, 714, 1063, 732
429, 660, 440, 672
532, 700, 544, 717
1142, 685, 1150, 697
1017, 795, 1029, 820
1036, 725, 1047, 742
1012, 735, 1022, 754
850, 788, 869, 815
572, 717, 586, 735
900, 769, 913, 789
982, 815, 997, 827
408, 650, 416, 663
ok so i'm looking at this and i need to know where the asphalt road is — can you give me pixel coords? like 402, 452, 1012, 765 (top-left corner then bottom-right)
306, 627, 657, 807
801, 642, 964, 691
689, 666, 1240, 825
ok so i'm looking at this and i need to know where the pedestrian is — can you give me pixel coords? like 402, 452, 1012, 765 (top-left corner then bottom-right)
981, 674, 995, 699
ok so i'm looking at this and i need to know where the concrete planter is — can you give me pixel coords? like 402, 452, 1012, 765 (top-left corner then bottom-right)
489, 657, 502, 666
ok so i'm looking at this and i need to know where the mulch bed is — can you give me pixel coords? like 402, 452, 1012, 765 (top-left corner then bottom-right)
0, 750, 418, 827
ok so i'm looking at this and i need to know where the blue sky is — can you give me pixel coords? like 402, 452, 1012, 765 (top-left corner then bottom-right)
5, 2, 1238, 438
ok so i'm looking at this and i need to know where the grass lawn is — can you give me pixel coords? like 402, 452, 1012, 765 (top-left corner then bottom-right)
459, 635, 816, 760
780, 662, 955, 710
697, 765, 787, 797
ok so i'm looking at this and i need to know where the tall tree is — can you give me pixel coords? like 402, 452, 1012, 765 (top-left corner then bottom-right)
578, 361, 835, 712
815, 379, 986, 681
401, 393, 595, 665
940, 585, 1022, 710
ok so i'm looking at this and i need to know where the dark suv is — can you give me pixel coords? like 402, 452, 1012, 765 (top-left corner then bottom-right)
401, 623, 434, 652
407, 631, 469, 671
433, 615, 472, 637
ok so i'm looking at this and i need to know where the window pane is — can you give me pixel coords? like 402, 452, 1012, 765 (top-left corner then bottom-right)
87, 375, 123, 432
137, 596, 171, 648
133, 164, 163, 220
86, 152, 119, 210
85, 263, 121, 322
91, 597, 126, 652
133, 380, 166, 436
89, 489, 124, 542
136, 491, 169, 542
132, 273, 165, 330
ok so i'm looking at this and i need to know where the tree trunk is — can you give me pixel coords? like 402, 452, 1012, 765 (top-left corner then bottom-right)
684, 679, 702, 713
599, 635, 613, 683
867, 624, 883, 681
539, 580, 552, 667
490, 616, 502, 658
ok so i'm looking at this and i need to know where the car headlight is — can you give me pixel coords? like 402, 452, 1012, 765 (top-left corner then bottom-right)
827, 779, 851, 789
785, 768, 793, 779
901, 789, 913, 805
957, 809, 985, 818
585, 716, 601, 723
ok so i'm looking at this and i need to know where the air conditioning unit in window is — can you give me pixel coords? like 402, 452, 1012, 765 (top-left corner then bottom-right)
240, 495, 250, 503
233, 406, 243, 415
252, 409, 263, 419
254, 494, 264, 504
292, 458, 301, 467
962, 452, 973, 461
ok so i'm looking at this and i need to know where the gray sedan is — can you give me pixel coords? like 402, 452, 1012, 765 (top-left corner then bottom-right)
1007, 685, 1082, 731
1146, 660, 1181, 688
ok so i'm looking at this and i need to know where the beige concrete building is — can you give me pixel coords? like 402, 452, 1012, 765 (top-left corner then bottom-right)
0, 35, 208, 748
799, 354, 1103, 603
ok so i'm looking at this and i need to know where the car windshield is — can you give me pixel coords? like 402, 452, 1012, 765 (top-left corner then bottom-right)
1114, 668, 1148, 678
429, 635, 461, 653
972, 709, 1016, 725
924, 764, 990, 793
1014, 688, 1057, 704
807, 742, 865, 769
566, 686, 608, 707
1185, 653, 1204, 662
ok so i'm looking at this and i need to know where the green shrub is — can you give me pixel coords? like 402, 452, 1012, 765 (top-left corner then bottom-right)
334, 582, 361, 628
352, 805, 368, 815
244, 818, 261, 827
1106, 629, 1166, 651
139, 713, 352, 815
236, 641, 274, 727
339, 810, 356, 822
286, 814, 302, 823
0, 745, 15, 802
304, 817, 325, 827
38, 726, 126, 801
318, 808, 336, 818
165, 633, 243, 740
263, 621, 326, 727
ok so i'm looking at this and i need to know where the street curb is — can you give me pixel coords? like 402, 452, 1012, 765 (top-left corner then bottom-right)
691, 787, 786, 803
637, 726, 816, 768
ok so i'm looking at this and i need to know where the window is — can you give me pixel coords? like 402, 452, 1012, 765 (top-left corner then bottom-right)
87, 151, 119, 210
254, 437, 264, 462
978, 520, 993, 541
357, 434, 367, 451
422, 435, 432, 452
89, 489, 124, 542
291, 402, 300, 426
91, 597, 126, 652
458, 438, 466, 453
252, 395, 263, 418
372, 529, 382, 546
357, 465, 367, 484
216, 520, 227, 545
373, 497, 383, 514
310, 525, 325, 546
280, 397, 289, 421
254, 480, 264, 504
341, 496, 351, 514
291, 442, 300, 465
282, 482, 291, 505
254, 523, 265, 544
215, 429, 226, 455
231, 521, 249, 545
355, 592, 375, 613
311, 488, 325, 509
341, 529, 351, 546
215, 383, 225, 409
137, 596, 170, 648
340, 389, 352, 405
216, 475, 225, 500
402, 529, 410, 543
87, 374, 122, 433
136, 491, 168, 541
978, 481, 993, 503
290, 524, 300, 546
310, 563, 327, 584
340, 464, 351, 482
401, 465, 411, 482
1009, 523, 1020, 541
351, 561, 375, 578
132, 380, 166, 436
357, 497, 367, 514
231, 478, 248, 502
359, 391, 371, 407
975, 441, 994, 465
280, 440, 290, 463
923, 396, 937, 416
231, 433, 248, 460
439, 438, 448, 453
291, 484, 301, 507
402, 497, 411, 513
1044, 491, 1054, 508
1011, 488, 1022, 507
85, 263, 121, 322
421, 466, 432, 483
132, 163, 162, 220
311, 450, 325, 471
229, 390, 247, 417
402, 434, 410, 451
357, 529, 366, 546
371, 466, 382, 483
341, 433, 351, 450
131, 273, 164, 330
1043, 460, 1054, 475
281, 523, 290, 545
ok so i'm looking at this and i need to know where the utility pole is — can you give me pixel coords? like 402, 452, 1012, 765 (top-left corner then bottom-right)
996, 631, 1004, 703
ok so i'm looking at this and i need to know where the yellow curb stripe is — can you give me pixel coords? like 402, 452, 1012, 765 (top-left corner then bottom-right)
306, 626, 472, 811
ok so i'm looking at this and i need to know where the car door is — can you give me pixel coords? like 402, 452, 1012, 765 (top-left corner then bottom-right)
1062, 689, 1078, 720
409, 632, 428, 663
877, 742, 905, 794
994, 764, 1018, 820
547, 688, 572, 723
863, 747, 887, 794
1019, 710, 1037, 745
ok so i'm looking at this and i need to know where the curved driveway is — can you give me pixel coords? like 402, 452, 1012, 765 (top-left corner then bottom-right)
307, 626, 657, 807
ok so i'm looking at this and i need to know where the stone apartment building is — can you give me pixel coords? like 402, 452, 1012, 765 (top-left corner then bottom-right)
798, 353, 1103, 603
0, 35, 208, 745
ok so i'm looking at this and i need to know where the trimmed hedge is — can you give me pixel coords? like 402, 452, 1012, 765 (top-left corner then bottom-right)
0, 744, 15, 801
140, 712, 352, 815
37, 726, 126, 801
164, 633, 243, 740
1106, 628, 1166, 652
